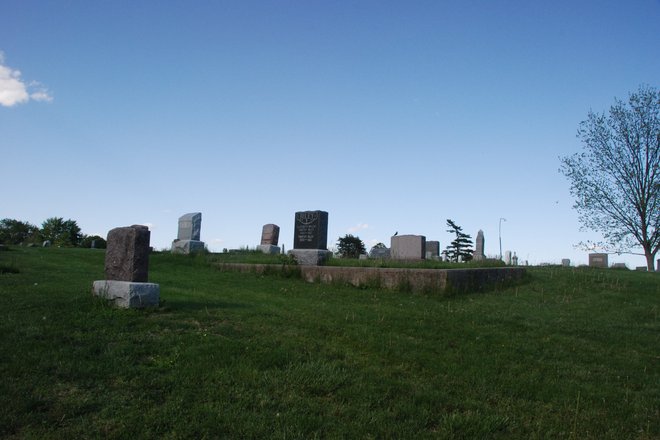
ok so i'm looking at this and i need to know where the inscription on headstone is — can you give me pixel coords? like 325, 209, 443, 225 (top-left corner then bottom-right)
293, 211, 328, 250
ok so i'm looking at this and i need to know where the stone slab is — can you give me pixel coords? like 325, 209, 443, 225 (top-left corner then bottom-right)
260, 224, 280, 246
177, 212, 202, 241
588, 253, 608, 268
92, 280, 160, 308
218, 263, 527, 294
293, 211, 328, 250
171, 239, 205, 254
369, 247, 390, 259
426, 241, 440, 257
391, 235, 426, 260
257, 244, 281, 254
105, 225, 151, 282
289, 249, 332, 266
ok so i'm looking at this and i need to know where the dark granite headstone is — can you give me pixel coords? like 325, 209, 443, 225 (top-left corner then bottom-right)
261, 224, 280, 246
105, 225, 151, 282
293, 211, 328, 250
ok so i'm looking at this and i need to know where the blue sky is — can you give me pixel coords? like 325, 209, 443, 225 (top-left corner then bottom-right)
2, 0, 659, 267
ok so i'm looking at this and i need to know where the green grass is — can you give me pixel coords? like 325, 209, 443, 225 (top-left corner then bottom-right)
0, 247, 658, 439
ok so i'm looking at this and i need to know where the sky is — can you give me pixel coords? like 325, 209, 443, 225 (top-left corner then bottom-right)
1, 0, 659, 268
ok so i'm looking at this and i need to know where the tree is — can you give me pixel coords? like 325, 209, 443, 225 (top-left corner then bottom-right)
443, 219, 473, 262
560, 85, 659, 271
41, 217, 82, 247
336, 234, 366, 259
0, 218, 41, 244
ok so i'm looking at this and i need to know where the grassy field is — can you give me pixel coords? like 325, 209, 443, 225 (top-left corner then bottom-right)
0, 246, 657, 439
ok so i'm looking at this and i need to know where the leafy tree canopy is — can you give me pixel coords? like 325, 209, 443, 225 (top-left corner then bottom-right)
0, 218, 41, 245
560, 85, 659, 271
337, 234, 366, 259
41, 217, 82, 247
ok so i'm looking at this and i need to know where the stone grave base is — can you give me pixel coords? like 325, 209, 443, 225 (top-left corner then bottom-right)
289, 249, 332, 266
92, 280, 160, 308
171, 239, 205, 254
257, 244, 281, 255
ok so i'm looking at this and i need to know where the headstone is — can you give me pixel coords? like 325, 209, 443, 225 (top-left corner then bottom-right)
635, 266, 647, 271
588, 253, 608, 268
561, 258, 571, 267
504, 250, 512, 265
171, 212, 205, 254
473, 230, 485, 261
104, 225, 151, 282
293, 211, 328, 250
511, 252, 518, 266
91, 239, 97, 249
257, 224, 281, 254
42, 240, 51, 247
369, 246, 390, 259
93, 224, 159, 308
289, 210, 331, 265
425, 241, 440, 259
612, 263, 628, 269
391, 235, 426, 260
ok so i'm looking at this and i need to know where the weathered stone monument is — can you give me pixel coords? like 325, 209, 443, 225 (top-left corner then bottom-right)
589, 253, 608, 268
473, 230, 485, 261
171, 212, 205, 254
512, 252, 518, 266
257, 224, 281, 254
369, 245, 390, 259
562, 258, 571, 267
289, 210, 332, 265
425, 240, 440, 259
391, 235, 426, 260
504, 250, 512, 265
93, 225, 159, 308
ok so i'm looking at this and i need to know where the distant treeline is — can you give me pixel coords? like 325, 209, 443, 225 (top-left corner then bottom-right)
0, 218, 106, 248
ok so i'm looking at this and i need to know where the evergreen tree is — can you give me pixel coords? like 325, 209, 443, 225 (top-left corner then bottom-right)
443, 219, 473, 262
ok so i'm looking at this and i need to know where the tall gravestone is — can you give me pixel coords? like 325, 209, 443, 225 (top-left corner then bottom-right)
171, 212, 205, 254
391, 234, 426, 260
289, 210, 331, 265
473, 230, 485, 261
93, 225, 160, 308
425, 240, 440, 259
257, 224, 281, 254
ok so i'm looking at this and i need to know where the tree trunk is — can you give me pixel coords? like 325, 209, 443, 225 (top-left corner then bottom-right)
645, 251, 656, 272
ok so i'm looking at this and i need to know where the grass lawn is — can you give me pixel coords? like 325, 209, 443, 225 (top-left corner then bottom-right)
0, 247, 658, 439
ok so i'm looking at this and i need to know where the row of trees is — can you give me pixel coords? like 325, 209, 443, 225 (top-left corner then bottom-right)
336, 219, 474, 262
0, 218, 106, 248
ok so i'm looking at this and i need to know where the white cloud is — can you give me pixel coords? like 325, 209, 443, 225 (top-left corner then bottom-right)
347, 223, 369, 233
0, 52, 53, 107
